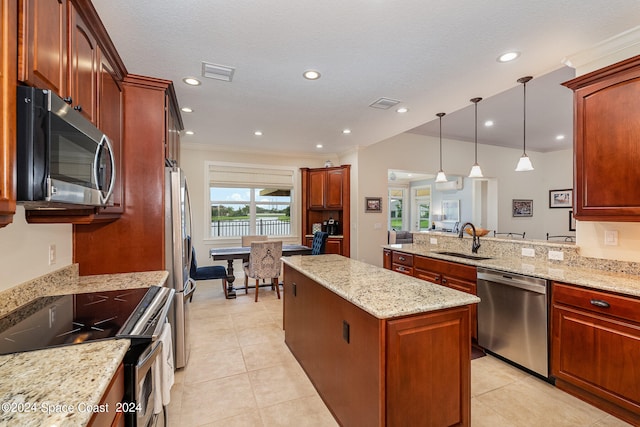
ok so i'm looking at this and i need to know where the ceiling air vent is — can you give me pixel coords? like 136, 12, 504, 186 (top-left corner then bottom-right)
369, 97, 401, 110
201, 62, 235, 82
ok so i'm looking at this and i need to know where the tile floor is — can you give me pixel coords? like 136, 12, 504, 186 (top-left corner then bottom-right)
167, 280, 632, 427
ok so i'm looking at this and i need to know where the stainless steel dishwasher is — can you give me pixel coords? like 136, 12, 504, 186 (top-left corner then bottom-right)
476, 267, 550, 378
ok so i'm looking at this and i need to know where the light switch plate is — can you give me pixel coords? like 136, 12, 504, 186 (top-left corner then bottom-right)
430, 238, 438, 245
604, 230, 618, 246
521, 247, 535, 257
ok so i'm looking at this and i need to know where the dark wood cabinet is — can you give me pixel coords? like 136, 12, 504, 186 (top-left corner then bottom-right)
88, 363, 124, 427
382, 248, 392, 269
74, 75, 181, 275
563, 55, 640, 221
68, 1, 97, 124
18, 0, 67, 96
552, 282, 640, 425
283, 263, 471, 427
304, 235, 343, 255
301, 165, 350, 257
0, 0, 18, 228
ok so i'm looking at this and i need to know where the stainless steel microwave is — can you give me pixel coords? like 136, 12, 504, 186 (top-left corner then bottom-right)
16, 86, 116, 208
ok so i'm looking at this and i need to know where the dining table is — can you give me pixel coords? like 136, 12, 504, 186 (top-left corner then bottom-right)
210, 244, 312, 298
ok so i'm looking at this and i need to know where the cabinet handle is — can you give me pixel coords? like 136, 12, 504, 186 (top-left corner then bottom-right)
74, 105, 83, 112
442, 278, 448, 284
435, 275, 441, 283
62, 96, 73, 104
590, 299, 610, 308
397, 266, 405, 272
399, 256, 406, 261
293, 282, 297, 297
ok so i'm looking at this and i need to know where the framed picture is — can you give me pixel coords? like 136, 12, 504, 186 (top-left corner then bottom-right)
512, 199, 533, 217
569, 210, 576, 231
441, 200, 460, 222
365, 197, 382, 213
549, 189, 573, 209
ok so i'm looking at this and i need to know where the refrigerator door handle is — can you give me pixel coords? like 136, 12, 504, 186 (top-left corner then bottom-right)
184, 278, 197, 302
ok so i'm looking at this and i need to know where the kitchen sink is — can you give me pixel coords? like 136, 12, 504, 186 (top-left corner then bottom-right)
435, 251, 492, 260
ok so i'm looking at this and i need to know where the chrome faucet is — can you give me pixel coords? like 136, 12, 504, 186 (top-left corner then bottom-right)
458, 222, 481, 253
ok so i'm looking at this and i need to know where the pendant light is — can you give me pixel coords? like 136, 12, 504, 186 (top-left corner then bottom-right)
515, 76, 534, 172
468, 97, 483, 178
435, 112, 448, 183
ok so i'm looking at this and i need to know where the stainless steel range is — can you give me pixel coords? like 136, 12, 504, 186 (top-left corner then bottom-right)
0, 286, 174, 427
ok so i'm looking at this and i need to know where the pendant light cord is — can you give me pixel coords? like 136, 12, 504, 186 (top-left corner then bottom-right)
437, 112, 445, 170
470, 97, 482, 163
523, 80, 527, 155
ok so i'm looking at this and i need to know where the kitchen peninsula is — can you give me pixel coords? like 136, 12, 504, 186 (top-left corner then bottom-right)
281, 254, 479, 427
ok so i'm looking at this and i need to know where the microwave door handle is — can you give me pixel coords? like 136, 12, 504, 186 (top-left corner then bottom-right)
94, 135, 116, 204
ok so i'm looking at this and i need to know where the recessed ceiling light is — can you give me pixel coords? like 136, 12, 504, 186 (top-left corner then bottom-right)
556, 134, 565, 140
342, 129, 351, 134
316, 144, 323, 149
254, 131, 263, 136
484, 120, 494, 127
183, 77, 201, 86
303, 70, 321, 80
396, 107, 408, 113
185, 130, 195, 135
181, 107, 193, 113
497, 51, 520, 63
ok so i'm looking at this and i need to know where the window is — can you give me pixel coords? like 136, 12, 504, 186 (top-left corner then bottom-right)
208, 163, 295, 238
388, 188, 406, 230
412, 186, 431, 231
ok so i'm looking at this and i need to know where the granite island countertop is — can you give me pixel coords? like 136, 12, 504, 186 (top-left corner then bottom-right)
0, 268, 169, 427
383, 243, 640, 298
281, 254, 480, 319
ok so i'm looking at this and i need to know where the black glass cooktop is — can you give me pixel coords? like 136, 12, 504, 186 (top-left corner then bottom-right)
0, 287, 151, 356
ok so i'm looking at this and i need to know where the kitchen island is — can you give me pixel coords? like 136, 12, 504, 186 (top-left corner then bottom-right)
281, 254, 479, 427
0, 267, 168, 426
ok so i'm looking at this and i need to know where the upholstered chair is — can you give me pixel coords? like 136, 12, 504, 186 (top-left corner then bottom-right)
190, 246, 228, 297
311, 231, 329, 255
243, 241, 283, 302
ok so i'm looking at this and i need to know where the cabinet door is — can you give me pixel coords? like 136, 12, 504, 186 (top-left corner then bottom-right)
552, 305, 640, 421
96, 50, 123, 214
564, 56, 640, 220
383, 249, 392, 269
414, 268, 441, 284
325, 169, 343, 209
307, 169, 325, 208
18, 0, 67, 96
325, 238, 342, 255
68, 3, 97, 124
0, 0, 17, 226
386, 307, 471, 426
443, 276, 478, 341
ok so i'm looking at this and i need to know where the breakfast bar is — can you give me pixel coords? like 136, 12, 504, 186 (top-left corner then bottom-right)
281, 254, 480, 427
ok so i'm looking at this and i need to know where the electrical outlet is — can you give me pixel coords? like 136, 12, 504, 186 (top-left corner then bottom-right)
521, 247, 535, 257
430, 238, 438, 245
548, 250, 564, 261
48, 244, 56, 265
604, 230, 618, 246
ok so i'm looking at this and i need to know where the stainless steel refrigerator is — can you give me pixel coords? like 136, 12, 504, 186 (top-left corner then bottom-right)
164, 164, 196, 369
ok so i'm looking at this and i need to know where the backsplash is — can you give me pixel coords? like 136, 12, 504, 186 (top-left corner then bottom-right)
413, 232, 640, 276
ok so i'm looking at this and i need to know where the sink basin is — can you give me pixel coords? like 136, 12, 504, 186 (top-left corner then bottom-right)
435, 251, 492, 261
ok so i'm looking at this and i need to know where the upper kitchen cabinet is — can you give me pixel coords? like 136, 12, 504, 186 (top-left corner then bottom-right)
0, 0, 18, 228
301, 165, 350, 257
18, 0, 127, 223
563, 55, 640, 221
165, 89, 182, 165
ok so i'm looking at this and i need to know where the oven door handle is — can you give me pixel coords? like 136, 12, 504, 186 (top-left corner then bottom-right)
138, 340, 162, 375
184, 278, 197, 302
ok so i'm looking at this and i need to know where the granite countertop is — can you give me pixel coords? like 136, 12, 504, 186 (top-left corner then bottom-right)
384, 244, 640, 298
281, 254, 480, 319
0, 269, 169, 427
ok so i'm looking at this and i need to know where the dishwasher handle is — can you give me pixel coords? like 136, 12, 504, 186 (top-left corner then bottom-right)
477, 270, 547, 294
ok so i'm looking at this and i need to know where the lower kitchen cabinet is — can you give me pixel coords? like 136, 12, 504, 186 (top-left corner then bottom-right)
283, 264, 471, 426
304, 235, 343, 255
88, 362, 124, 427
552, 282, 640, 425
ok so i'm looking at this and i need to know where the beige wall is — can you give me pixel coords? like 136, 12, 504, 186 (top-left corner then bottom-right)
0, 207, 72, 291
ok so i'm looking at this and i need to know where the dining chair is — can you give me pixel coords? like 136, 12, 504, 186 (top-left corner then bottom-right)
190, 246, 229, 297
311, 231, 329, 255
243, 241, 283, 302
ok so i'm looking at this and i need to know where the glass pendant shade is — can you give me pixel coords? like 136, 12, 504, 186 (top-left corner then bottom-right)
468, 97, 483, 178
515, 76, 534, 172
515, 154, 534, 171
469, 163, 483, 178
435, 112, 448, 183
435, 170, 448, 182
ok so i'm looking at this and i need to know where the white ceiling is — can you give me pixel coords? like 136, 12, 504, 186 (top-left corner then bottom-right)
92, 0, 640, 155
